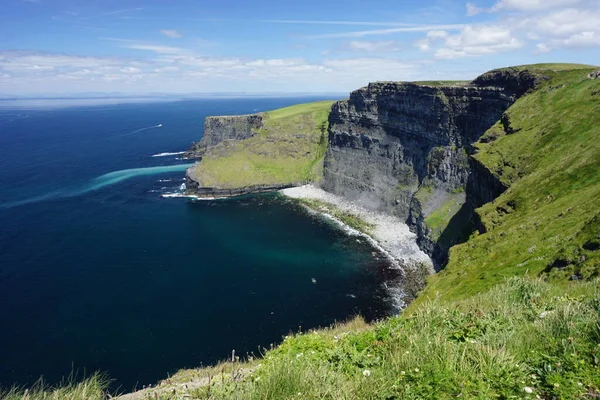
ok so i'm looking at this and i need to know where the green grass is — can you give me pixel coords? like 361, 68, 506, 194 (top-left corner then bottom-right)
424, 195, 465, 239
414, 66, 600, 305
189, 101, 336, 189
410, 80, 470, 87
497, 63, 598, 72
1, 373, 108, 400
296, 198, 375, 235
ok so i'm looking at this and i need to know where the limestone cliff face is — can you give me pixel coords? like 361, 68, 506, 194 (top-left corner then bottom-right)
321, 74, 536, 266
185, 114, 263, 159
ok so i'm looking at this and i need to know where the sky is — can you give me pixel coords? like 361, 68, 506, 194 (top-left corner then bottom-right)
0, 0, 598, 95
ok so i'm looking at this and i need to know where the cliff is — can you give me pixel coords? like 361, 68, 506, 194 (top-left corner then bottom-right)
322, 80, 526, 266
184, 114, 263, 159
185, 101, 334, 197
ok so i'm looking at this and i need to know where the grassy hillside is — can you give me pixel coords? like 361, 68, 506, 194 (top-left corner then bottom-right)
189, 100, 335, 189
413, 66, 600, 305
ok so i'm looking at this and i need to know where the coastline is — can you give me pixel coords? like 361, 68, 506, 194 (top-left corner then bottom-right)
280, 185, 434, 307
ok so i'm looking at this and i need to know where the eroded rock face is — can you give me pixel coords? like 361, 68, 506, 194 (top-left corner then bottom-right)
323, 82, 513, 215
185, 114, 263, 159
322, 78, 521, 266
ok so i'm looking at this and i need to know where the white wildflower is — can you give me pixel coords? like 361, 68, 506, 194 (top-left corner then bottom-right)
363, 370, 371, 377
296, 353, 303, 358
524, 387, 534, 393
254, 376, 261, 382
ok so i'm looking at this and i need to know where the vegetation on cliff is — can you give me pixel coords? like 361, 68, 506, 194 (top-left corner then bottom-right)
414, 65, 600, 305
187, 101, 334, 190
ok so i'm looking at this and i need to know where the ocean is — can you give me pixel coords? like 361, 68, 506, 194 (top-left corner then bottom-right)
0, 97, 399, 391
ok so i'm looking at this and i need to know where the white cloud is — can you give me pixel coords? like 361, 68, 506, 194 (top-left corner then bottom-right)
525, 8, 600, 37
123, 44, 190, 54
535, 43, 551, 53
0, 49, 440, 94
339, 40, 402, 52
160, 29, 182, 38
420, 25, 523, 59
491, 0, 581, 12
259, 20, 419, 27
427, 30, 448, 39
466, 3, 484, 16
305, 24, 464, 39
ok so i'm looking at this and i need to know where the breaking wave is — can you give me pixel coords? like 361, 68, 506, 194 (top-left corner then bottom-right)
151, 151, 186, 157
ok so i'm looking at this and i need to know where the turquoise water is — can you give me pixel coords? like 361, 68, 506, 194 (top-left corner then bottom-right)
0, 98, 399, 391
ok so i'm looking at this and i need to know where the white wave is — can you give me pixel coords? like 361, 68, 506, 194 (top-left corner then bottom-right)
151, 151, 186, 157
161, 193, 226, 200
158, 179, 173, 182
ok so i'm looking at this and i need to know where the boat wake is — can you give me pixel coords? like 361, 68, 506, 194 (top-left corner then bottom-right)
120, 124, 163, 137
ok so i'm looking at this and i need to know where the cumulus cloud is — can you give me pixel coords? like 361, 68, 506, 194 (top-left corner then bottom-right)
419, 1, 600, 57
415, 25, 522, 58
160, 29, 182, 38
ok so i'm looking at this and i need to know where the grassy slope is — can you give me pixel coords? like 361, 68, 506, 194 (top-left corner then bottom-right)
413, 66, 600, 305
193, 100, 335, 189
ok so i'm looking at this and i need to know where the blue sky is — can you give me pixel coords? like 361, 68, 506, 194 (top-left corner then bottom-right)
0, 0, 598, 95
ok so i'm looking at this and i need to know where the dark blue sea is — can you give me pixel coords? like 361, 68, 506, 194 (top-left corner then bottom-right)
0, 97, 398, 391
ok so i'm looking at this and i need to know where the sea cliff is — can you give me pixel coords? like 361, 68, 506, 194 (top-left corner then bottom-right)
185, 101, 333, 197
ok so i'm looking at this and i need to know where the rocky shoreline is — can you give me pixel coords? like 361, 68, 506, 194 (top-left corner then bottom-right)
281, 184, 434, 304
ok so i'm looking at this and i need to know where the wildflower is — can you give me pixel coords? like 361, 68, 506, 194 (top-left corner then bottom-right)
254, 376, 261, 382
553, 383, 560, 388
400, 371, 406, 375
363, 370, 371, 377
414, 368, 419, 373
296, 353, 303, 358
310, 351, 315, 355
524, 387, 534, 394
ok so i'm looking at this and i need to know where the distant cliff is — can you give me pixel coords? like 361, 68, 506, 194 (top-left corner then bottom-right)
185, 101, 334, 197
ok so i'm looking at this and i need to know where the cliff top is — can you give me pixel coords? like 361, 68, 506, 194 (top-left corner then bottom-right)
187, 100, 336, 190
